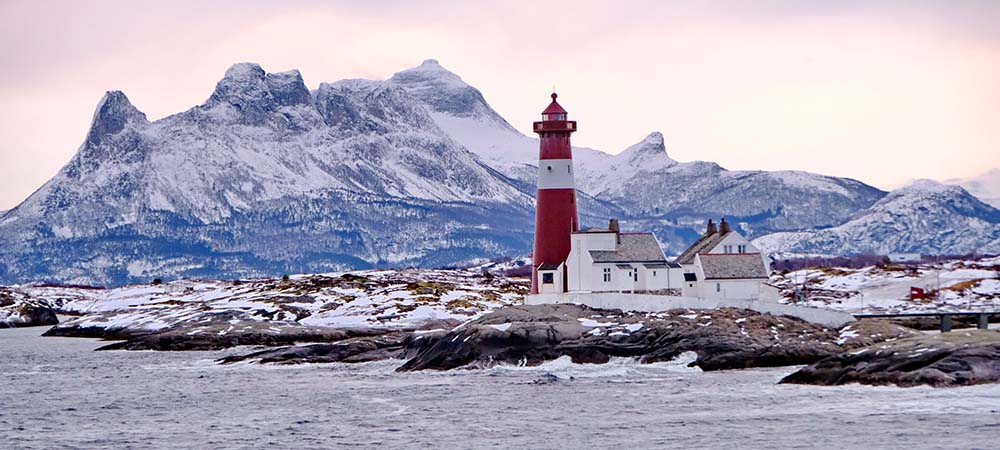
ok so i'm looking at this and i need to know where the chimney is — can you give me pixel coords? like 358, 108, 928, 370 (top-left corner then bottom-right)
720, 217, 731, 234
609, 218, 621, 244
706, 219, 717, 235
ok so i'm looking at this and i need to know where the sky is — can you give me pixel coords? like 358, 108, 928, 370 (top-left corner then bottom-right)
1, 0, 998, 210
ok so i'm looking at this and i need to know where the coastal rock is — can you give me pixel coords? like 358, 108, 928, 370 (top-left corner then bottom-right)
0, 294, 59, 328
88, 318, 459, 352
780, 330, 1000, 387
217, 332, 412, 364
395, 304, 916, 372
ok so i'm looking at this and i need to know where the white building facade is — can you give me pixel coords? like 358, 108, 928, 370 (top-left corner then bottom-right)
537, 218, 776, 301
546, 220, 682, 293
675, 218, 775, 301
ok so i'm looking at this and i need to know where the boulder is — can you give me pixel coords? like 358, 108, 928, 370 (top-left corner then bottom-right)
0, 302, 59, 328
781, 330, 1000, 387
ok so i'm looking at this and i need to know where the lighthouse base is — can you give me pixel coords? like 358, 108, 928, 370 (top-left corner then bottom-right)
525, 292, 854, 328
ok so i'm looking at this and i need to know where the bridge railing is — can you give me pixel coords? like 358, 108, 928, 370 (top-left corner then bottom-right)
853, 312, 996, 332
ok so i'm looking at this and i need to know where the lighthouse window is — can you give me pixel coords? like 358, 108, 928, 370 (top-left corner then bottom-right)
542, 273, 554, 284
603, 268, 611, 283
547, 165, 552, 171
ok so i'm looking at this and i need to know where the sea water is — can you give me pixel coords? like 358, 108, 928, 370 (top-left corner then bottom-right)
2, 327, 998, 449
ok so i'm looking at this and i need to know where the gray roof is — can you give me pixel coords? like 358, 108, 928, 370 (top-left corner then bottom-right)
698, 253, 769, 280
674, 231, 732, 265
537, 262, 562, 271
573, 228, 616, 234
589, 233, 668, 263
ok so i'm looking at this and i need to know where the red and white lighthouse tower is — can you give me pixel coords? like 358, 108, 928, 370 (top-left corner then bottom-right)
531, 93, 579, 294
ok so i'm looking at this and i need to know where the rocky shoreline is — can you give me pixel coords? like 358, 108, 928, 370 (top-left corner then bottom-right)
217, 304, 917, 373
781, 330, 1000, 387
10, 271, 999, 388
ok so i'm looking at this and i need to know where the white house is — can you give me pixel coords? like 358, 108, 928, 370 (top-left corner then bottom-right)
528, 217, 850, 327
538, 219, 681, 294
675, 218, 776, 300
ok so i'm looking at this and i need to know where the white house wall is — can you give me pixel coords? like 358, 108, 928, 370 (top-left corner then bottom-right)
566, 232, 617, 291
707, 232, 758, 254
698, 279, 770, 300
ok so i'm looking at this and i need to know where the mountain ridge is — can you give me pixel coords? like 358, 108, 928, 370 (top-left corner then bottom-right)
754, 179, 1000, 256
0, 59, 995, 286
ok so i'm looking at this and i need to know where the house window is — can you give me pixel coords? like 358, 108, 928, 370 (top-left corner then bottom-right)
723, 245, 733, 253
737, 244, 746, 253
603, 268, 611, 283
716, 283, 721, 292
652, 271, 657, 277
633, 268, 639, 282
542, 273, 554, 284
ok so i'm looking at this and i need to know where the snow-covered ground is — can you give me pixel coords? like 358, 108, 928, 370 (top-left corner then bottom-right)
770, 256, 1000, 314
16, 270, 529, 333
9, 255, 997, 333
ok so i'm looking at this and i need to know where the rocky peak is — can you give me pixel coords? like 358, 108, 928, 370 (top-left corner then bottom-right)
879, 180, 969, 210
618, 132, 675, 170
265, 69, 311, 107
391, 59, 465, 85
877, 179, 998, 219
388, 59, 512, 129
207, 62, 275, 112
86, 90, 147, 146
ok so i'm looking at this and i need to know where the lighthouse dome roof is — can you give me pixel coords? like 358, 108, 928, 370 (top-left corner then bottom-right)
541, 92, 568, 115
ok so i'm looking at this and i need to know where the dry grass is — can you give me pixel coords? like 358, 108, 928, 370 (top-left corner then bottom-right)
943, 279, 982, 292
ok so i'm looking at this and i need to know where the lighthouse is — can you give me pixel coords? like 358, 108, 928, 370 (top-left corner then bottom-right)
531, 93, 579, 294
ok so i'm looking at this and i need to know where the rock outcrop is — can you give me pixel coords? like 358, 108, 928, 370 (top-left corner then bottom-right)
0, 290, 59, 328
781, 330, 1000, 387
395, 304, 915, 372
217, 331, 415, 364
74, 317, 460, 352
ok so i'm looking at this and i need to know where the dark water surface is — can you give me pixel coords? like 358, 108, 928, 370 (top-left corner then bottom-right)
3, 326, 998, 449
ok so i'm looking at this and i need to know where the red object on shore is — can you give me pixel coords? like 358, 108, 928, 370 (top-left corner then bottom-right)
910, 287, 925, 300
530, 93, 579, 294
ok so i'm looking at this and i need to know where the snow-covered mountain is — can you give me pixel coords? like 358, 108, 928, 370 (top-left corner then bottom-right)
388, 61, 887, 251
0, 59, 993, 286
948, 168, 1000, 209
754, 180, 1000, 256
0, 63, 536, 286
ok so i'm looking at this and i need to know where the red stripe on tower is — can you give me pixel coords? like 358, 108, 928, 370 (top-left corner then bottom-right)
531, 92, 579, 294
